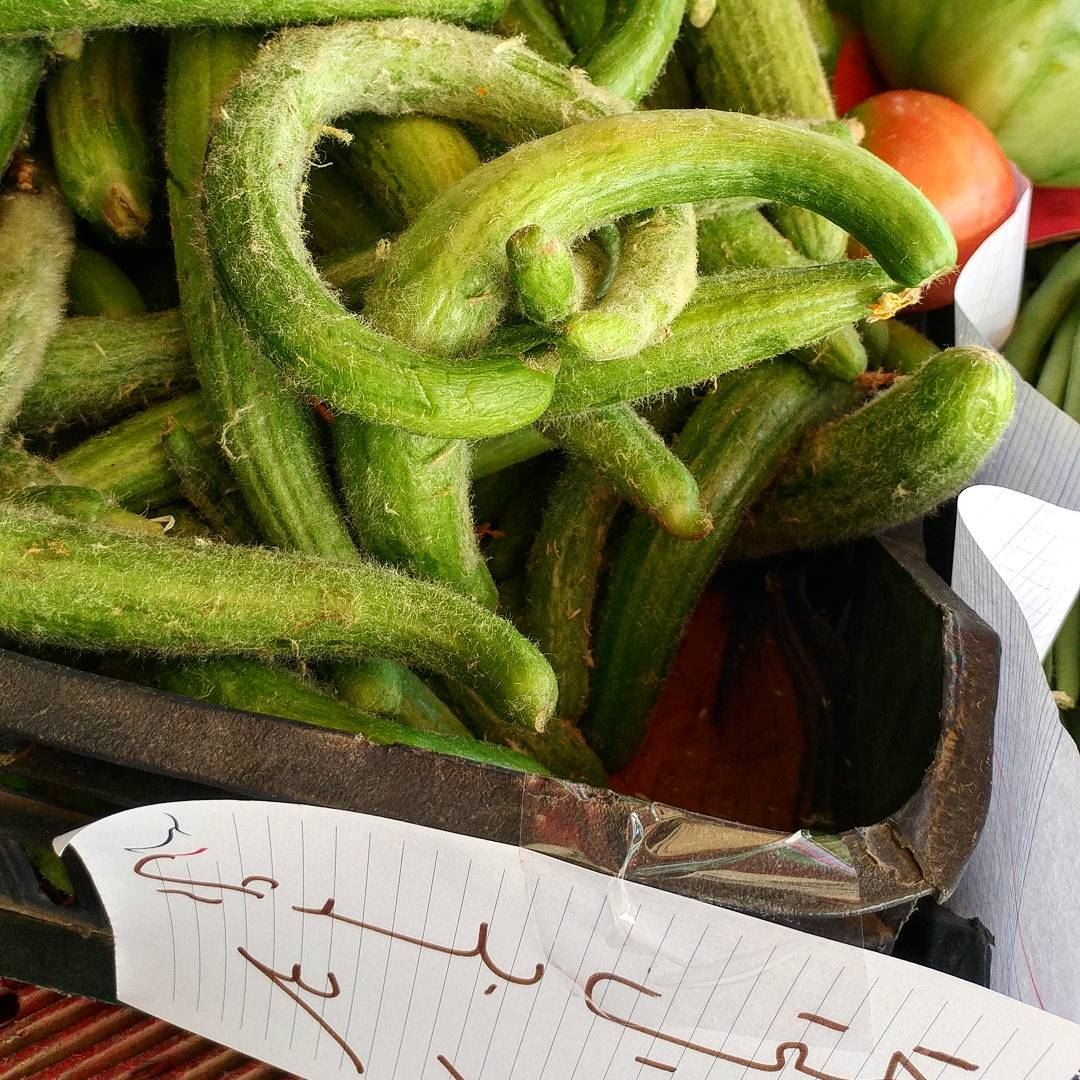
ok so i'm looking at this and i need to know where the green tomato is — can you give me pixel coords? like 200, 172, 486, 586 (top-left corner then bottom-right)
861, 0, 1080, 186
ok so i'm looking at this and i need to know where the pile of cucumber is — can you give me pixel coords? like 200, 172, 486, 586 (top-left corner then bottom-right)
0, 0, 1016, 786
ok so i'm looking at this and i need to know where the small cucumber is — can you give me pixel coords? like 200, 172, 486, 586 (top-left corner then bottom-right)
0, 505, 559, 732
144, 658, 545, 775
525, 459, 622, 722
507, 225, 582, 329
18, 309, 192, 435
734, 346, 1017, 559
46, 32, 155, 240
0, 181, 74, 432
66, 247, 147, 318
539, 404, 710, 539
583, 359, 849, 770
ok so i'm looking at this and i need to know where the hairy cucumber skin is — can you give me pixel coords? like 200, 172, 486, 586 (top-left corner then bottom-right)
735, 347, 1017, 560
507, 225, 580, 329
46, 32, 155, 240
144, 658, 545, 774
54, 392, 213, 509
576, 0, 685, 104
0, 184, 74, 433
0, 40, 44, 172
525, 459, 622, 723
0, 438, 60, 498
548, 261, 902, 414
583, 360, 848, 771
564, 205, 698, 360
1005, 242, 1080, 382
205, 20, 628, 436
539, 404, 709, 539
472, 427, 556, 479
11, 484, 167, 537
0, 0, 506, 33
331, 658, 470, 737
17, 309, 192, 435
66, 247, 147, 318
0, 505, 558, 731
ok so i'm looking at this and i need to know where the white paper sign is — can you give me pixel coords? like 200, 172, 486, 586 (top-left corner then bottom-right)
66, 800, 1080, 1080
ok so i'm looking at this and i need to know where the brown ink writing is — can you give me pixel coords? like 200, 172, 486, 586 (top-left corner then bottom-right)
133, 848, 278, 905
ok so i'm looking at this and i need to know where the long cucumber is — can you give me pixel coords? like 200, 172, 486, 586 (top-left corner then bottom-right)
0, 505, 559, 732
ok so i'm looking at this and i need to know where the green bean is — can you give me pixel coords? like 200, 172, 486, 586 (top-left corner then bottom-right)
548, 262, 905, 414
143, 658, 545, 773
367, 110, 954, 359
735, 347, 1017, 559
525, 460, 622, 722
205, 20, 630, 436
0, 504, 558, 730
472, 427, 556, 478
0, 0, 506, 33
576, 0, 685, 104
539, 404, 709, 539
66, 247, 147, 319
564, 205, 697, 359
46, 32, 155, 241
0, 40, 44, 172
54, 392, 213, 509
0, 183, 74, 432
507, 225, 582, 328
11, 484, 169, 537
161, 419, 256, 544
331, 659, 469, 737
17, 310, 192, 434
495, 0, 574, 64
1063, 317, 1080, 422
1035, 304, 1080, 408
1005, 242, 1080, 382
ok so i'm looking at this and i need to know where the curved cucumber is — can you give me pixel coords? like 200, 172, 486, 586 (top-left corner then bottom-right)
735, 347, 1017, 559
205, 19, 628, 436
18, 309, 192, 435
144, 658, 545, 774
525, 459, 622, 723
46, 32, 155, 240
539, 404, 710, 539
0, 0, 506, 33
0, 505, 558, 732
0, 183, 74, 432
583, 360, 848, 770
548, 261, 903, 413
0, 40, 44, 172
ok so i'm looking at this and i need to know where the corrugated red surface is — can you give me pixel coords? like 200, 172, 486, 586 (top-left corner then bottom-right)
0, 980, 292, 1080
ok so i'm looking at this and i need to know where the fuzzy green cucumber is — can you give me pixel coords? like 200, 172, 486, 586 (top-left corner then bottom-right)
1006, 243, 1080, 382
735, 347, 1017, 559
583, 360, 849, 770
1035, 304, 1080, 408
161, 420, 256, 544
205, 20, 630, 437
429, 674, 607, 785
575, 0, 685, 103
693, 203, 866, 381
0, 183, 74, 433
564, 205, 697, 360
17, 309, 192, 434
54, 392, 213, 508
539, 404, 709, 539
46, 33, 155, 240
0, 0, 506, 33
0, 439, 59, 497
331, 659, 470, 737
335, 422, 499, 608
864, 318, 939, 375
303, 160, 389, 256
507, 225, 582, 329
341, 113, 482, 229
472, 427, 556, 478
11, 484, 168, 537
365, 109, 954, 360
0, 505, 558, 731
143, 658, 545, 773
525, 459, 622, 723
548, 262, 905, 414
66, 247, 147, 319
495, 0, 573, 63
0, 40, 44, 172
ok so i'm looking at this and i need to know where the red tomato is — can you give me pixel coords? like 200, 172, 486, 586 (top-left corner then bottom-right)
850, 90, 1014, 308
